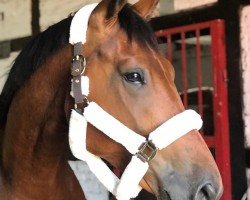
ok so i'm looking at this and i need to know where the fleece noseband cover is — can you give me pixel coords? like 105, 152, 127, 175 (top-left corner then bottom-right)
69, 104, 202, 200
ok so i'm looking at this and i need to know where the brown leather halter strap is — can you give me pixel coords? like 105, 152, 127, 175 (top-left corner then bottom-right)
71, 42, 88, 114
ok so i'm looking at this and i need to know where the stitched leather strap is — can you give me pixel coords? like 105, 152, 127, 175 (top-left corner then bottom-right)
71, 42, 86, 113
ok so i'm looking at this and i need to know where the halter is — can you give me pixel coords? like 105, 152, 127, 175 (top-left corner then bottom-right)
68, 3, 203, 200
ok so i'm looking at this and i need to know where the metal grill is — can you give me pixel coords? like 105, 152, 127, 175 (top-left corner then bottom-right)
156, 20, 231, 200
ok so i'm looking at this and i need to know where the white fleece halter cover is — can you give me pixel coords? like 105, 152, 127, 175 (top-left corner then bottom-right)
69, 3, 203, 200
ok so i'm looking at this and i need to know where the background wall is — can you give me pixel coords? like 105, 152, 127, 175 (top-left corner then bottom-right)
174, 0, 217, 11
160, 0, 217, 15
0, 52, 18, 93
0, 0, 219, 40
40, 0, 99, 31
241, 6, 250, 148
0, 0, 32, 41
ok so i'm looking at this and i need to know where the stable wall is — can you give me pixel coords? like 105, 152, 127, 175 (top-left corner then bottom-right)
0, 0, 219, 41
40, 0, 100, 31
174, 0, 217, 11
241, 6, 250, 147
0, 0, 32, 41
0, 0, 144, 41
160, 0, 218, 15
0, 52, 19, 93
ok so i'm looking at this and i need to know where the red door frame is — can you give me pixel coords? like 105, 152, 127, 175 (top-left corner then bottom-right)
155, 20, 231, 200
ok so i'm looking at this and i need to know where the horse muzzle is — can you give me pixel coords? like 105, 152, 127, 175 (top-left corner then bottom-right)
145, 129, 223, 200
158, 181, 223, 200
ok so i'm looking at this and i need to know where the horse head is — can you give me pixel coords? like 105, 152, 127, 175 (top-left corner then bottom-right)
67, 0, 223, 199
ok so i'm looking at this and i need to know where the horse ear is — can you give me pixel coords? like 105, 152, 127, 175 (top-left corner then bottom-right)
91, 0, 127, 26
132, 0, 159, 19
85, 0, 126, 54
105, 0, 127, 20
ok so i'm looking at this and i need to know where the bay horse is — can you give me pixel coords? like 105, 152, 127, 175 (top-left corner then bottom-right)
0, 0, 223, 199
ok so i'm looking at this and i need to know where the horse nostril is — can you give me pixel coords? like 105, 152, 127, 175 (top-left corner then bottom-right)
195, 183, 218, 200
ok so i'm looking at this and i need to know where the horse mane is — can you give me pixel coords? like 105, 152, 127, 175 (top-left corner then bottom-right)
0, 16, 73, 125
0, 4, 157, 125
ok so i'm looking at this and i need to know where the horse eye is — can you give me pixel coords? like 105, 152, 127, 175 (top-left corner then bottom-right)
123, 72, 144, 84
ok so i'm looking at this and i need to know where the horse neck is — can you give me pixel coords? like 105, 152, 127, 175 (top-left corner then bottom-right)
2, 45, 73, 187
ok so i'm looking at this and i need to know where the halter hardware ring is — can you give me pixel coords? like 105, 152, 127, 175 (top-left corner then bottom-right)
71, 55, 86, 76
137, 140, 158, 163
74, 96, 90, 114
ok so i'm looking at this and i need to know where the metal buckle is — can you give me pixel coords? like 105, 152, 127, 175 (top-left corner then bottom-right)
71, 55, 86, 76
137, 141, 158, 163
74, 96, 89, 114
